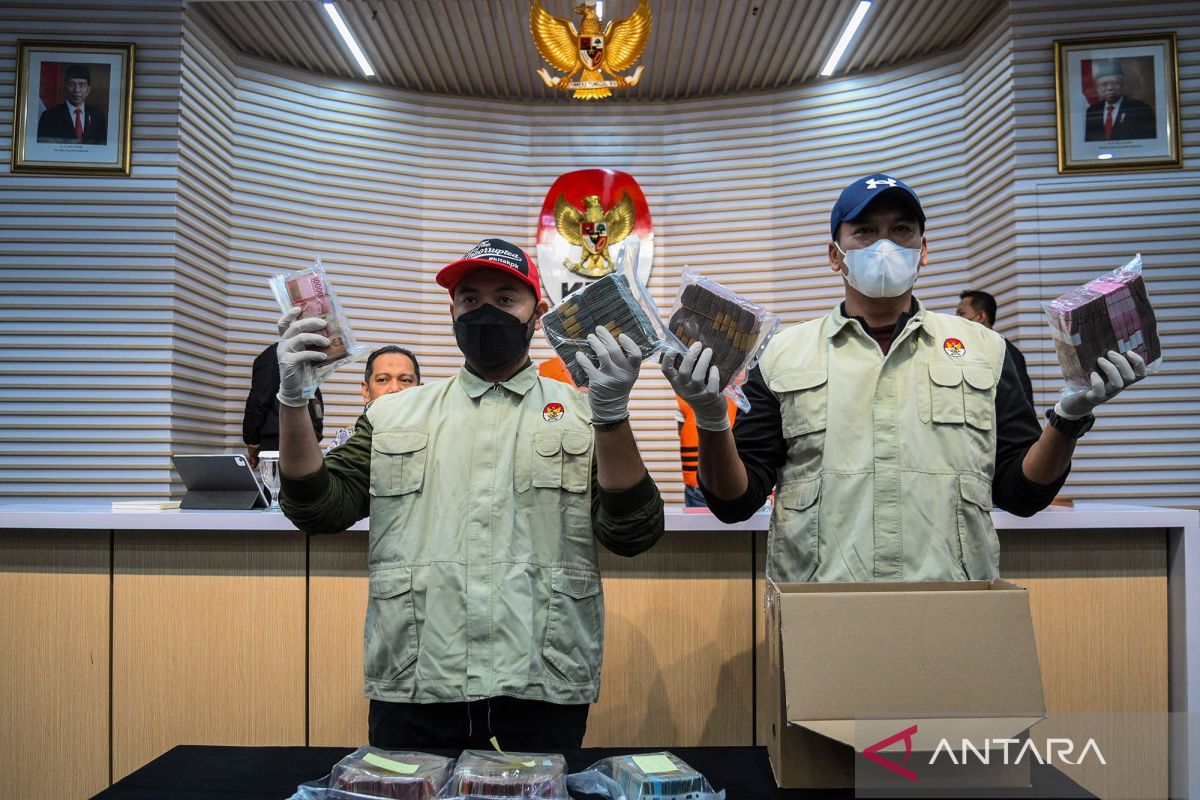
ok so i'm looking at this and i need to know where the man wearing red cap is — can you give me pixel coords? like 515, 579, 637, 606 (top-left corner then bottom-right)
274, 239, 663, 750
665, 174, 1146, 584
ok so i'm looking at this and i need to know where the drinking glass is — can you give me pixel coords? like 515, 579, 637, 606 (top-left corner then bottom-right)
258, 452, 281, 509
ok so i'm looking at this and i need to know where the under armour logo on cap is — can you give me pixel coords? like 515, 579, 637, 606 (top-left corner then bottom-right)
829, 173, 926, 240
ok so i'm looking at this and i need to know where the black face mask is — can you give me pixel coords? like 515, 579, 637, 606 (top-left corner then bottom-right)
453, 303, 535, 369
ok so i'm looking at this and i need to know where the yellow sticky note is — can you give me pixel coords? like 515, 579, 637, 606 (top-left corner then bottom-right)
362, 752, 419, 774
632, 754, 678, 774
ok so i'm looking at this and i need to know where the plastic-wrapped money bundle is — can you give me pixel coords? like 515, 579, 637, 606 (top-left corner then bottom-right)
565, 751, 725, 800
541, 273, 663, 388
1044, 254, 1162, 389
663, 270, 779, 400
328, 748, 452, 800
270, 259, 354, 367
441, 750, 567, 799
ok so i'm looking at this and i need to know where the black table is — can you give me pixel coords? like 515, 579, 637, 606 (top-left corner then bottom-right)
91, 745, 1092, 799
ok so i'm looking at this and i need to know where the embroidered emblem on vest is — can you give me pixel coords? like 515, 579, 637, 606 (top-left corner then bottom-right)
543, 402, 565, 421
943, 338, 966, 357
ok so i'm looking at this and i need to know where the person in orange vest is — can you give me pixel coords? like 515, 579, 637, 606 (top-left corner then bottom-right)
677, 395, 736, 507
538, 354, 577, 387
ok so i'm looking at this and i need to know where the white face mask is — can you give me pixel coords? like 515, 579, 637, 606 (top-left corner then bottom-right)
836, 238, 921, 298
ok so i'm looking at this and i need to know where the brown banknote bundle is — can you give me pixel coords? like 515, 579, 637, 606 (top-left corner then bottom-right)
328, 749, 451, 800
1045, 256, 1161, 388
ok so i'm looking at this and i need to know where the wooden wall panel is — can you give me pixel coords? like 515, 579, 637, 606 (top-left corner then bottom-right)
1001, 529, 1169, 800
308, 531, 370, 746
111, 531, 307, 780
0, 531, 110, 800
588, 532, 755, 747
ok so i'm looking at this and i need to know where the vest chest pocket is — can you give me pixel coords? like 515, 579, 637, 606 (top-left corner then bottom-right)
365, 568, 418, 681
768, 368, 828, 439
370, 430, 429, 496
517, 431, 591, 494
925, 364, 995, 431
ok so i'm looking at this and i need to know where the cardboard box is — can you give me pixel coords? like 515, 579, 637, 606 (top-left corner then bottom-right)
765, 579, 1046, 791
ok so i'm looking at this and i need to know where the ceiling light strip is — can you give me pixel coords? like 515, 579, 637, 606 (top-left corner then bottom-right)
820, 0, 872, 78
323, 1, 375, 77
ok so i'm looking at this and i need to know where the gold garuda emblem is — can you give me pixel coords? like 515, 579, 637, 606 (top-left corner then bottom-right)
554, 193, 635, 276
530, 0, 652, 100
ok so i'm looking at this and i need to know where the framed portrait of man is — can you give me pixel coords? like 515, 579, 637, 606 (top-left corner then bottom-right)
11, 40, 135, 175
1054, 33, 1181, 174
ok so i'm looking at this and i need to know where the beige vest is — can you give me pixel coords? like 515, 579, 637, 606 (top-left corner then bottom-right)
362, 364, 603, 704
758, 302, 1007, 582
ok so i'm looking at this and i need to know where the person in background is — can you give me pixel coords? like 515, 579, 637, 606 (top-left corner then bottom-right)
275, 238, 664, 751
956, 289, 1035, 410
676, 395, 736, 507
325, 346, 423, 453
665, 173, 1147, 583
242, 317, 323, 469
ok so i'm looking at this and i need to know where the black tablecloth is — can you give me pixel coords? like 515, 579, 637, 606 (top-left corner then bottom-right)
91, 745, 1092, 799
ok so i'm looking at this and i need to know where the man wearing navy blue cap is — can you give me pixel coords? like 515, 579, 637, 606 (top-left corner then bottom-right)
664, 174, 1145, 583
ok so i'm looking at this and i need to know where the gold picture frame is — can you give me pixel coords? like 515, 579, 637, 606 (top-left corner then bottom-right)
1054, 33, 1181, 175
11, 40, 135, 176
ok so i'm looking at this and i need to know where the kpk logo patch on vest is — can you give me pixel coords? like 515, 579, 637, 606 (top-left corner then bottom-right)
543, 402, 565, 421
943, 338, 966, 357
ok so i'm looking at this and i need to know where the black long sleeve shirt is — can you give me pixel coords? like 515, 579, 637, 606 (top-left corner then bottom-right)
703, 303, 1066, 522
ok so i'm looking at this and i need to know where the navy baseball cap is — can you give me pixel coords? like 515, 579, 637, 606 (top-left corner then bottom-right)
829, 174, 926, 239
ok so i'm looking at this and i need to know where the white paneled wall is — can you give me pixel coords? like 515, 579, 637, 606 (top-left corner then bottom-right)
1, 2, 1196, 508
0, 1, 184, 500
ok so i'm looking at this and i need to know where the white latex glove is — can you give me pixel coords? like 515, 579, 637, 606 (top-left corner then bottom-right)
1055, 350, 1147, 420
661, 342, 730, 432
574, 326, 642, 425
276, 307, 330, 407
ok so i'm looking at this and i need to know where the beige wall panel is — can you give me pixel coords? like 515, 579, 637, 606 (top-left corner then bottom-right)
0, 531, 110, 800
112, 531, 307, 780
587, 532, 754, 747
1000, 529, 1168, 800
308, 532, 370, 746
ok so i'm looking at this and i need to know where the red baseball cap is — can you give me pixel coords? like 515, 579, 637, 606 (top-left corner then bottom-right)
436, 238, 541, 302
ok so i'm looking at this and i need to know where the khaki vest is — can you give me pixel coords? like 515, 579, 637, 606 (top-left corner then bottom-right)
362, 365, 603, 704
758, 302, 1006, 582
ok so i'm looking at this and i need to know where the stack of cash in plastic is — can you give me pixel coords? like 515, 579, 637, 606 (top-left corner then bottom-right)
281, 269, 350, 366
542, 273, 661, 387
1045, 263, 1160, 387
327, 748, 452, 799
447, 751, 566, 799
668, 281, 766, 390
609, 752, 710, 800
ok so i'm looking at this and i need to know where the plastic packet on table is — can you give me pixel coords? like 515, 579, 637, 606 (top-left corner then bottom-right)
661, 269, 780, 413
287, 747, 454, 800
436, 749, 568, 799
1043, 253, 1162, 398
541, 237, 667, 388
269, 257, 369, 400
565, 751, 725, 800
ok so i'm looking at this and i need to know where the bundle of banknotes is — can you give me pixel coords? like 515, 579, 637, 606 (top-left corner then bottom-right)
609, 752, 712, 800
542, 273, 662, 387
667, 279, 773, 391
280, 268, 350, 367
1045, 255, 1161, 387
